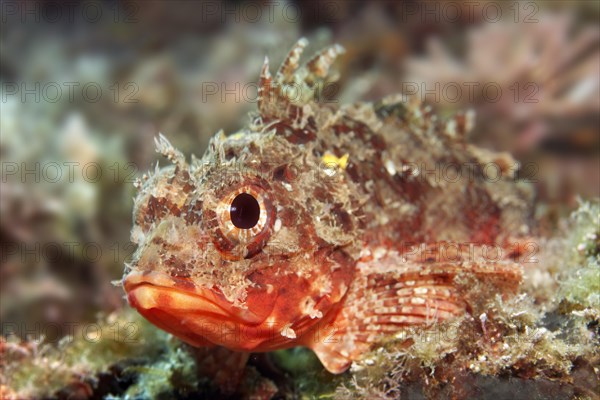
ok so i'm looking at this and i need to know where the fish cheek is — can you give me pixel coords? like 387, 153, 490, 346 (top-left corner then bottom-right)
245, 268, 314, 324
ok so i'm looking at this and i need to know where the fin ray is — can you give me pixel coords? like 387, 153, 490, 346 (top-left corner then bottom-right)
305, 244, 523, 373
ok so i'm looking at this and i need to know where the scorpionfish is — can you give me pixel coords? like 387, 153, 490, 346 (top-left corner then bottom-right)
123, 39, 532, 373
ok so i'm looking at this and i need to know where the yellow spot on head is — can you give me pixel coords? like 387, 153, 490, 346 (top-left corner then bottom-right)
322, 152, 349, 170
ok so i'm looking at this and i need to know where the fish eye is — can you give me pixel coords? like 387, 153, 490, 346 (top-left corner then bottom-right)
230, 193, 260, 229
215, 185, 273, 252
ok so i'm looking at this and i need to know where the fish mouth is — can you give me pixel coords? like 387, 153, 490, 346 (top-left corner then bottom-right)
123, 270, 267, 328
124, 270, 292, 351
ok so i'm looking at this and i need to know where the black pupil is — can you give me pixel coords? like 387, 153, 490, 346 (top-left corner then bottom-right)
230, 193, 260, 229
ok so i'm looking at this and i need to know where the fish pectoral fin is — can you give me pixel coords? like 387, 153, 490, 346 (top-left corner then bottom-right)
305, 273, 465, 374
305, 253, 523, 373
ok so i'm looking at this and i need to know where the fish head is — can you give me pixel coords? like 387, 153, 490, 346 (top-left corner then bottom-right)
123, 127, 357, 351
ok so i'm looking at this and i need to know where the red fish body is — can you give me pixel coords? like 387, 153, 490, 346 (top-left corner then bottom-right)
123, 39, 531, 373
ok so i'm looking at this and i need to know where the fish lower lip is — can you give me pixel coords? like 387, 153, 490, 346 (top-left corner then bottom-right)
123, 271, 263, 324
127, 283, 232, 318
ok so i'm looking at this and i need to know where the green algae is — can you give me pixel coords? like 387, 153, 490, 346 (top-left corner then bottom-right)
2, 309, 169, 399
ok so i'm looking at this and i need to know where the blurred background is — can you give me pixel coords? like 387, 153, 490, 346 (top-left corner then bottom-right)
0, 0, 598, 395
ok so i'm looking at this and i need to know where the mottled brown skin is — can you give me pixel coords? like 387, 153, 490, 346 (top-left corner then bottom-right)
123, 39, 532, 374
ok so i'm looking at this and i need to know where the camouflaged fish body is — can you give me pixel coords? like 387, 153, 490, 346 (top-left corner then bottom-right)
123, 39, 531, 373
